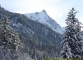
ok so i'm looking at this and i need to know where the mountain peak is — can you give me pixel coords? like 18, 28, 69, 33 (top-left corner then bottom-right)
42, 10, 46, 13
25, 10, 65, 34
34, 10, 47, 16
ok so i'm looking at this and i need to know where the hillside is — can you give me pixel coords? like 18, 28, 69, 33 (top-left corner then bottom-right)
0, 6, 62, 60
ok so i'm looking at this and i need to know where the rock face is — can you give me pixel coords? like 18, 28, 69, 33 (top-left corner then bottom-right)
26, 10, 65, 34
0, 6, 62, 60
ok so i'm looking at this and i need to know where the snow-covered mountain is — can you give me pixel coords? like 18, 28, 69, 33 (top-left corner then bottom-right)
25, 10, 65, 34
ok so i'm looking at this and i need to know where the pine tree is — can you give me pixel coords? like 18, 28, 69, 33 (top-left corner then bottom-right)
0, 15, 20, 60
60, 8, 83, 58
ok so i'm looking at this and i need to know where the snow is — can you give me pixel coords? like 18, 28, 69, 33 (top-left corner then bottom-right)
25, 10, 65, 34
55, 27, 65, 34
13, 23, 22, 28
26, 10, 49, 24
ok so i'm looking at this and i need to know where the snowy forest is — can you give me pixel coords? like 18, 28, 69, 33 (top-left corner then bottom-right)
0, 6, 83, 60
60, 8, 83, 60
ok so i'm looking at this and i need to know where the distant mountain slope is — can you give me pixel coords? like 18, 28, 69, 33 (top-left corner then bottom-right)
0, 6, 62, 59
25, 10, 65, 34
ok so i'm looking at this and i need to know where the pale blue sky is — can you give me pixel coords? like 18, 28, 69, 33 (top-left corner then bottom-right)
0, 0, 83, 27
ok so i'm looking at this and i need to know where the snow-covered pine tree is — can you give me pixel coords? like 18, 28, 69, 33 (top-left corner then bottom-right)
0, 15, 20, 60
60, 8, 83, 58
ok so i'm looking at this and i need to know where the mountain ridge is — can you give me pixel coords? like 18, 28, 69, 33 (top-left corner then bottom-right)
25, 10, 65, 34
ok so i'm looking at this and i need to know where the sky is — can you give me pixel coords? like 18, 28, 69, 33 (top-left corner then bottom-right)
0, 0, 83, 27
